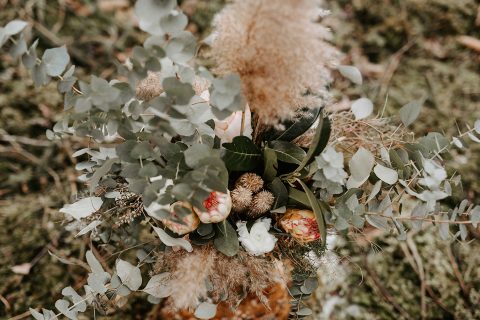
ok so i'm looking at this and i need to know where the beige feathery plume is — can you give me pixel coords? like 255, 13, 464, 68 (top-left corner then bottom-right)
211, 0, 340, 125
168, 248, 215, 310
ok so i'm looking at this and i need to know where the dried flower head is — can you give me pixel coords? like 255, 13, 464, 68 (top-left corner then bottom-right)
231, 186, 253, 212
211, 0, 340, 124
193, 191, 232, 223
249, 190, 274, 218
235, 172, 264, 193
279, 209, 320, 243
135, 71, 162, 101
163, 202, 200, 235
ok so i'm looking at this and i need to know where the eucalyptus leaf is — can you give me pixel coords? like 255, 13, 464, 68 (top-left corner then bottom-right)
135, 0, 176, 35
351, 98, 373, 120
474, 120, 480, 134
3, 20, 28, 36
347, 148, 374, 188
213, 221, 239, 257
399, 100, 422, 127
153, 226, 193, 252
116, 259, 142, 291
62, 287, 86, 312
366, 215, 390, 230
194, 302, 217, 319
143, 272, 172, 298
374, 164, 398, 185
89, 158, 117, 193
367, 180, 382, 203
338, 65, 362, 85
42, 46, 70, 77
159, 11, 188, 34
165, 31, 196, 64
86, 250, 104, 274
55, 299, 77, 320
59, 197, 103, 221
32, 62, 49, 87
163, 77, 195, 105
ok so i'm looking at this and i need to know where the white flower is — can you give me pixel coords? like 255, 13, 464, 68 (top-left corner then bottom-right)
214, 104, 253, 143
236, 218, 277, 256
316, 146, 347, 184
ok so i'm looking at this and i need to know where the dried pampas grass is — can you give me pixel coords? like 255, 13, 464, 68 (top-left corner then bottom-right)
168, 248, 215, 310
211, 0, 340, 125
153, 245, 288, 310
294, 109, 413, 158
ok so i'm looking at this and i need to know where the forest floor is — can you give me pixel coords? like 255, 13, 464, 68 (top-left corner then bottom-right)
0, 0, 479, 319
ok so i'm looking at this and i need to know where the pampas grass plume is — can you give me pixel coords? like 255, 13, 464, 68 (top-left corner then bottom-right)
211, 0, 340, 124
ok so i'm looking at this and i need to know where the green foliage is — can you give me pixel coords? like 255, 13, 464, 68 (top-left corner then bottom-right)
221, 136, 262, 171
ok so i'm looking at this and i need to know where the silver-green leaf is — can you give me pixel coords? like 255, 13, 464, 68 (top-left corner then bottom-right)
116, 259, 142, 291
42, 46, 70, 77
399, 100, 422, 127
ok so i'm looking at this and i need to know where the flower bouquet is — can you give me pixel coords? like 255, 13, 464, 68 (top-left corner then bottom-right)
1, 0, 479, 319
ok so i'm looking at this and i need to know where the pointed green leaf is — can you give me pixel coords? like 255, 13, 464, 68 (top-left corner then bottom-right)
294, 115, 331, 173
222, 136, 261, 171
297, 179, 327, 246
269, 140, 306, 165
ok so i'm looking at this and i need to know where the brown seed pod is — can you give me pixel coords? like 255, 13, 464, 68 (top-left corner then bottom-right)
235, 173, 264, 193
231, 186, 253, 212
248, 190, 274, 218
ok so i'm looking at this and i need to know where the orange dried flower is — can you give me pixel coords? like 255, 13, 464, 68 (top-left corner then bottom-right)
279, 209, 320, 243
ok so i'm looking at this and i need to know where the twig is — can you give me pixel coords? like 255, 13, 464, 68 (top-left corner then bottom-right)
406, 237, 426, 319
30, 20, 92, 67
446, 245, 470, 299
399, 242, 455, 317
364, 259, 412, 320
8, 309, 32, 320
376, 40, 415, 103
0, 131, 52, 147
364, 212, 475, 225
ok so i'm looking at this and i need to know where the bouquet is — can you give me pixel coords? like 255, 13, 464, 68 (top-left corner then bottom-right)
1, 0, 479, 319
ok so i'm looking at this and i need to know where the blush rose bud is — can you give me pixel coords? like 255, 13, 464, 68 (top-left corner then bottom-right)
193, 191, 232, 223
162, 202, 200, 235
279, 209, 321, 243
